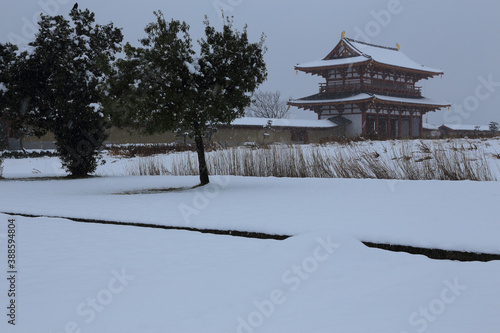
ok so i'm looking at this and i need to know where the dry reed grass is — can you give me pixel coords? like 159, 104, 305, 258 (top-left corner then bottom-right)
126, 140, 497, 181
126, 157, 170, 176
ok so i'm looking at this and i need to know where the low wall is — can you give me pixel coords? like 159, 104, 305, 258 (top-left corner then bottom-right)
12, 125, 344, 149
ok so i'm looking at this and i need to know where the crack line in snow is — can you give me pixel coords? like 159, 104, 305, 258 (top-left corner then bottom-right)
363, 241, 500, 262
0, 212, 290, 240
2, 212, 499, 262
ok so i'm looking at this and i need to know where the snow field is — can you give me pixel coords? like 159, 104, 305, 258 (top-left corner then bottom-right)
0, 215, 499, 333
0, 174, 499, 254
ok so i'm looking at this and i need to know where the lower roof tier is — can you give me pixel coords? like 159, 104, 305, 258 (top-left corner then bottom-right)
288, 93, 450, 111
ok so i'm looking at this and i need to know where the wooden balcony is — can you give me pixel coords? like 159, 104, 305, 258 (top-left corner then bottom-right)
319, 82, 422, 98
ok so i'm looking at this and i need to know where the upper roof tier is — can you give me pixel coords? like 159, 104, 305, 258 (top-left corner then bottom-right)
296, 37, 443, 76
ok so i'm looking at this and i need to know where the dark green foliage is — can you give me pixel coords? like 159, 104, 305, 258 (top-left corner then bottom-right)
0, 43, 18, 113
0, 121, 7, 150
194, 16, 268, 127
0, 43, 18, 150
1, 150, 58, 159
105, 14, 194, 134
490, 121, 499, 135
105, 12, 267, 185
2, 4, 123, 177
108, 143, 195, 158
53, 117, 109, 176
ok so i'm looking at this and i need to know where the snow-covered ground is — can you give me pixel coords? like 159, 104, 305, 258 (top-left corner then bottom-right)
0, 138, 499, 332
1, 175, 500, 254
0, 216, 499, 333
2, 138, 500, 253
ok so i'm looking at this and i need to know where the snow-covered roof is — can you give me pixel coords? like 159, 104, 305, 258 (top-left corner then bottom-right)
345, 39, 443, 73
289, 93, 449, 107
441, 124, 491, 131
422, 123, 440, 130
289, 93, 373, 105
296, 56, 368, 69
229, 117, 336, 128
296, 38, 443, 74
373, 94, 449, 107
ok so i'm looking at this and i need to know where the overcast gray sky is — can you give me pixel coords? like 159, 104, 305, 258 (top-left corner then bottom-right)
1, 0, 499, 126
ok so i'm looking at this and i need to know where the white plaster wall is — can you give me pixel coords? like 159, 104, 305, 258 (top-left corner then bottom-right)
342, 114, 363, 137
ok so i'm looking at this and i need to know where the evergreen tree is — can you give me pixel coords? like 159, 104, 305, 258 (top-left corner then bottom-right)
4, 4, 123, 177
0, 43, 18, 150
0, 43, 17, 112
489, 121, 499, 135
106, 12, 267, 185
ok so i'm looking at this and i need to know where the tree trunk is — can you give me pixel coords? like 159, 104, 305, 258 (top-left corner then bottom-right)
194, 134, 210, 185
20, 136, 26, 153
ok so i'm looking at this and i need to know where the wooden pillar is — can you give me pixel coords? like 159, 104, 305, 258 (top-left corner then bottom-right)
398, 113, 402, 139
359, 67, 364, 91
419, 113, 423, 138
409, 114, 413, 138
361, 107, 367, 136
375, 112, 379, 135
387, 113, 392, 138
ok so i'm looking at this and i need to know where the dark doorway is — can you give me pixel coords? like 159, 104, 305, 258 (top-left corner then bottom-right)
401, 118, 410, 138
389, 117, 399, 138
378, 116, 388, 136
366, 115, 376, 135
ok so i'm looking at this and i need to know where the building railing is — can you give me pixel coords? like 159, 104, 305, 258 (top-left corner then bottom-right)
319, 82, 422, 97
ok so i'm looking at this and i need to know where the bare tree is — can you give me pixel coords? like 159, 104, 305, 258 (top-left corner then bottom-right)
246, 91, 289, 118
